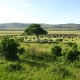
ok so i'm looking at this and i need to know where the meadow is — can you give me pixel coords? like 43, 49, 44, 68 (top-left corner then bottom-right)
0, 30, 80, 35
0, 30, 80, 80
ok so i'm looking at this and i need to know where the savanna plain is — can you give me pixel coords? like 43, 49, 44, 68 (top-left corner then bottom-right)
0, 30, 80, 80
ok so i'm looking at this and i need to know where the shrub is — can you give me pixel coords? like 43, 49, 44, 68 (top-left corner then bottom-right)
67, 42, 73, 47
65, 43, 80, 62
0, 37, 24, 61
51, 46, 62, 57
72, 43, 77, 50
18, 47, 25, 54
66, 49, 80, 62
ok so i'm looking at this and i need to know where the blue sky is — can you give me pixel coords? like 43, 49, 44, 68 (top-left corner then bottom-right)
0, 0, 80, 24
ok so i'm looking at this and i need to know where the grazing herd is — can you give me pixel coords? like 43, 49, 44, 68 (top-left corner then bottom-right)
0, 33, 80, 43
23, 33, 80, 43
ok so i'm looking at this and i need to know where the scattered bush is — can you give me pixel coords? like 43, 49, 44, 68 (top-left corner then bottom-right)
0, 37, 24, 61
67, 42, 73, 47
65, 43, 80, 62
51, 46, 62, 57
66, 50, 80, 62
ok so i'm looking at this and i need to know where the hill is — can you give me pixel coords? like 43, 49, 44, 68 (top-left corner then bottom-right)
0, 23, 80, 30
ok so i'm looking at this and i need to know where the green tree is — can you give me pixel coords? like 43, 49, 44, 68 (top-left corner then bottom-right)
66, 49, 80, 62
0, 37, 24, 60
24, 24, 47, 38
65, 43, 80, 62
51, 46, 62, 56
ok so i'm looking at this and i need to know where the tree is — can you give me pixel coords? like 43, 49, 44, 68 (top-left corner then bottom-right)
66, 50, 80, 62
0, 37, 24, 60
24, 24, 47, 38
51, 46, 62, 56
65, 43, 80, 62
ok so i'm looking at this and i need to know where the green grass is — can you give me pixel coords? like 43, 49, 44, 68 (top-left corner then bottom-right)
0, 31, 23, 36
0, 30, 80, 80
48, 30, 80, 34
0, 57, 80, 80
0, 30, 80, 36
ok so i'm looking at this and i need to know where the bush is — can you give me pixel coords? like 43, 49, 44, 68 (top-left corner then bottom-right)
72, 43, 77, 50
67, 42, 73, 47
0, 37, 24, 60
65, 43, 80, 62
18, 47, 25, 54
66, 50, 80, 62
51, 46, 62, 57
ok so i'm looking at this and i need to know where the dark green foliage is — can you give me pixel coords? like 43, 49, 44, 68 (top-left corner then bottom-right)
51, 46, 62, 56
0, 37, 24, 60
66, 50, 80, 62
18, 47, 25, 54
25, 24, 47, 38
65, 43, 80, 62
67, 42, 73, 47
72, 43, 77, 50
73, 61, 80, 68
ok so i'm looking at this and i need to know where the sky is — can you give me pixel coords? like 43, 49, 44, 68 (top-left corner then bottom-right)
0, 0, 80, 24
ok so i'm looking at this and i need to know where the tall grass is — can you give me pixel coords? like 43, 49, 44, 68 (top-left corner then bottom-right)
0, 30, 80, 80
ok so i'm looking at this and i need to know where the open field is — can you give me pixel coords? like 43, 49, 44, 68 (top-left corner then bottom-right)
0, 30, 80, 80
0, 30, 80, 36
48, 30, 80, 34
0, 30, 80, 52
0, 31, 23, 35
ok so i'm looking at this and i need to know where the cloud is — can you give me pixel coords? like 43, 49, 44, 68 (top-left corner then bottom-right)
23, 4, 31, 7
0, 3, 40, 23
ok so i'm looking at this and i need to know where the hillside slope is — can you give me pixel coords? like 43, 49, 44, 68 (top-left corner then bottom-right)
0, 23, 80, 30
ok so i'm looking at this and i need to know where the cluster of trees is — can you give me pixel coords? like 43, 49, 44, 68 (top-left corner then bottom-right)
51, 43, 80, 62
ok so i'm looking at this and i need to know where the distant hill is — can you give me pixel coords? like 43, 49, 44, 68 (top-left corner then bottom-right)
0, 23, 80, 30
0, 23, 30, 30
41, 23, 80, 30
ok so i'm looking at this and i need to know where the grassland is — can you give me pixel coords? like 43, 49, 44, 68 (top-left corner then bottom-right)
0, 31, 23, 35
48, 30, 80, 34
0, 30, 80, 80
0, 30, 80, 35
